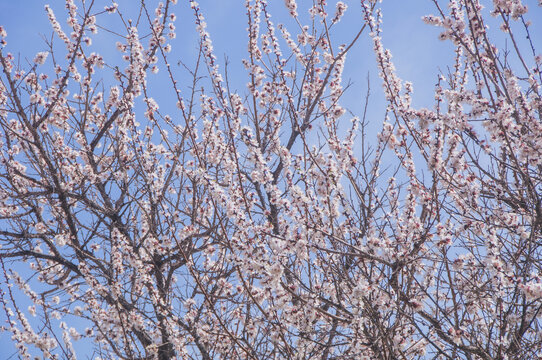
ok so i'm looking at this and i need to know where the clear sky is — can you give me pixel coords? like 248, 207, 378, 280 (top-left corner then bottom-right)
1, 0, 541, 358
0, 0, 456, 128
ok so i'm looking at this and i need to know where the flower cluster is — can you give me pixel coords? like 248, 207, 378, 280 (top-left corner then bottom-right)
1, 0, 542, 359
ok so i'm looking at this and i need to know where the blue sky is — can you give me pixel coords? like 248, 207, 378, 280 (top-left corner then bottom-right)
0, 0, 453, 122
1, 0, 542, 358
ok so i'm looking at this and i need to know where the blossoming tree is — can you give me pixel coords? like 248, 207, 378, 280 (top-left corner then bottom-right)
1, 0, 541, 359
